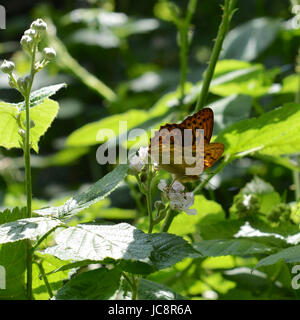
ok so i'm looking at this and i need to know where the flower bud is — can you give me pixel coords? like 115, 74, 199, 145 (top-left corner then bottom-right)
17, 75, 31, 95
24, 28, 36, 37
0, 60, 15, 74
43, 47, 56, 60
20, 35, 34, 51
30, 18, 47, 32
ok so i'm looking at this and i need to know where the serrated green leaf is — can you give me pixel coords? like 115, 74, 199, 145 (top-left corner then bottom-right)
35, 165, 128, 219
194, 239, 273, 257
149, 233, 201, 270
0, 217, 61, 244
216, 103, 300, 158
44, 223, 153, 264
54, 267, 121, 300
199, 219, 244, 240
18, 83, 66, 111
0, 207, 27, 299
255, 245, 300, 268
222, 18, 281, 61
210, 94, 252, 134
0, 98, 59, 152
0, 102, 19, 149
138, 279, 188, 300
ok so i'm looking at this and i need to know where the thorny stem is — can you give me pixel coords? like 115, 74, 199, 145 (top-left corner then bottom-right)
195, 0, 237, 112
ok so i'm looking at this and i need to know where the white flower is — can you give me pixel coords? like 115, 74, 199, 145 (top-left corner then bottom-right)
129, 155, 144, 172
169, 191, 197, 215
138, 146, 149, 162
128, 146, 149, 173
171, 181, 185, 192
158, 179, 168, 192
159, 179, 197, 215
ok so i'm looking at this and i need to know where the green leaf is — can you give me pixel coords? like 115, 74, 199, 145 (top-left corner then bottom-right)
66, 100, 168, 147
222, 18, 281, 61
30, 147, 90, 168
216, 103, 300, 158
44, 223, 153, 264
18, 83, 66, 111
0, 217, 61, 244
69, 29, 120, 48
232, 176, 281, 214
35, 164, 128, 219
138, 279, 188, 300
21, 98, 60, 152
211, 66, 279, 98
0, 98, 59, 152
0, 207, 27, 299
54, 267, 121, 300
168, 195, 225, 236
193, 239, 273, 257
281, 74, 299, 95
199, 219, 244, 240
210, 94, 252, 134
255, 245, 300, 268
149, 233, 201, 270
0, 102, 19, 149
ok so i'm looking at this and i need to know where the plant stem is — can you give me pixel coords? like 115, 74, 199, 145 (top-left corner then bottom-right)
31, 225, 60, 253
130, 274, 138, 300
146, 165, 154, 233
195, 0, 237, 112
35, 261, 53, 299
122, 272, 138, 300
160, 209, 177, 233
24, 40, 37, 300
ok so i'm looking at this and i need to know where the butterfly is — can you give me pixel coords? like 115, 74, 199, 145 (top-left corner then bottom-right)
148, 108, 224, 182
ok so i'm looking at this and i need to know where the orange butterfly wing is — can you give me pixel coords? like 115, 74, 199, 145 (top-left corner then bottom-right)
149, 107, 224, 180
204, 143, 225, 169
179, 108, 214, 144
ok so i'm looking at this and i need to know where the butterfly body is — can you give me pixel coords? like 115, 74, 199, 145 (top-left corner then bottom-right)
149, 108, 224, 182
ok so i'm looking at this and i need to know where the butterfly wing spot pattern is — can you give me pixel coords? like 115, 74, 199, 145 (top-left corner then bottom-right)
148, 108, 224, 182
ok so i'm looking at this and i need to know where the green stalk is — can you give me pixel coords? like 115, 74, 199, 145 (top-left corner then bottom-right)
195, 0, 237, 112
160, 209, 177, 233
146, 165, 154, 233
35, 261, 53, 299
24, 39, 38, 300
